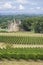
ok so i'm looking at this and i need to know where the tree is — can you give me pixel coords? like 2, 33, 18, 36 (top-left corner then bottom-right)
21, 18, 33, 31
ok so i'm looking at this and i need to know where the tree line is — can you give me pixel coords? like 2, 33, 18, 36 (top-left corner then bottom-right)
21, 16, 43, 33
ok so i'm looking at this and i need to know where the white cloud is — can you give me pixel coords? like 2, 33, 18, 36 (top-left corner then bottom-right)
30, 7, 41, 11
0, 6, 2, 9
0, 2, 16, 10
12, 6, 16, 9
30, 7, 43, 11
16, 0, 23, 3
16, 0, 28, 4
3, 3, 12, 8
30, 8, 36, 12
19, 4, 24, 10
41, 8, 43, 10
36, 7, 41, 10
27, 1, 37, 5
31, 3, 37, 5
30, 8, 34, 10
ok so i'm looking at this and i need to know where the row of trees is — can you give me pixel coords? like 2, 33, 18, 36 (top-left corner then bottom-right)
21, 16, 43, 33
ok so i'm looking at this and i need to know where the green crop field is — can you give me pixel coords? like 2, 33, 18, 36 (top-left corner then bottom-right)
0, 48, 43, 60
0, 36, 43, 44
0, 32, 43, 61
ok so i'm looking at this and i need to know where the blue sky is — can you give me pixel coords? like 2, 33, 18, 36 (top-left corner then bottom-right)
0, 0, 43, 14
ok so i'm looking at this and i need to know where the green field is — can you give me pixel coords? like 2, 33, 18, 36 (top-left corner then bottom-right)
0, 48, 43, 60
0, 36, 43, 44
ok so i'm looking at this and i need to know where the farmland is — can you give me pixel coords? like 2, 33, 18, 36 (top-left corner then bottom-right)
0, 48, 43, 60
0, 32, 43, 65
0, 34, 43, 45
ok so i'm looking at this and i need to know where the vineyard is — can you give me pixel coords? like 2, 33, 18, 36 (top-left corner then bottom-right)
0, 32, 43, 60
0, 48, 43, 60
0, 36, 43, 44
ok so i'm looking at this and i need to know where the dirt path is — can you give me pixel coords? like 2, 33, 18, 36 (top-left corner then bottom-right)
0, 60, 43, 65
13, 44, 43, 48
0, 43, 43, 48
0, 32, 43, 37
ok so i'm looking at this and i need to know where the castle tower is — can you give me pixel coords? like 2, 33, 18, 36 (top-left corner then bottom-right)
8, 19, 21, 32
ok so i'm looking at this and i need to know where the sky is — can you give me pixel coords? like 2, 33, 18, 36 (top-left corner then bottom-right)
0, 0, 43, 15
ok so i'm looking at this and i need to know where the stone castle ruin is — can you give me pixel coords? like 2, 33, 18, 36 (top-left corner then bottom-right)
8, 19, 21, 32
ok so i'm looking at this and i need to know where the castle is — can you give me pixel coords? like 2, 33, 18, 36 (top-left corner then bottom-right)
8, 19, 21, 32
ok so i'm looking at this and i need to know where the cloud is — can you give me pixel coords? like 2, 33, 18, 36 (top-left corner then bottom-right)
19, 4, 24, 10
30, 7, 43, 12
0, 7, 2, 9
12, 6, 16, 9
14, 0, 37, 5
3, 3, 12, 8
0, 0, 43, 14
30, 7, 41, 11
16, 0, 28, 4
31, 3, 37, 5
36, 7, 43, 10
0, 2, 16, 10
29, 7, 36, 13
41, 8, 43, 10
36, 7, 41, 10
30, 8, 34, 10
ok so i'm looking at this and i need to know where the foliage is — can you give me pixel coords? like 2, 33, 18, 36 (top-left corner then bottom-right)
21, 16, 43, 33
21, 18, 33, 31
